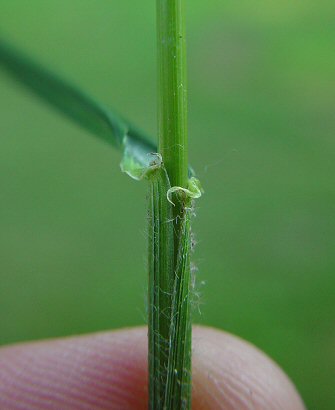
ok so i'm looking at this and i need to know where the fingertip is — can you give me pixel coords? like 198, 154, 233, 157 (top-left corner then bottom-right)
0, 326, 305, 410
0, 327, 148, 410
192, 326, 305, 410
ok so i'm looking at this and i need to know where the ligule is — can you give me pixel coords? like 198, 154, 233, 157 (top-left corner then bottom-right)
148, 163, 194, 410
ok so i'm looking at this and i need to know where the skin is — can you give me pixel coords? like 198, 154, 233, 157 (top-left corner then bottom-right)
0, 326, 305, 410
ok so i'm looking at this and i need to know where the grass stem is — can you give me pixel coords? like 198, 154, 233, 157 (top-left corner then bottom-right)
148, 1, 192, 409
157, 0, 188, 189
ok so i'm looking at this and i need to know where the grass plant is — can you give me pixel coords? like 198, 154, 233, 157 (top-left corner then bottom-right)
0, 1, 200, 408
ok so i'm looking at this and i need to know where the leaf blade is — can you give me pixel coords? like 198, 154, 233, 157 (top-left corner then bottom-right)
0, 39, 156, 169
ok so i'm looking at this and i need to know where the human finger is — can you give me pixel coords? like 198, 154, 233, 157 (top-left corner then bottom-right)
0, 326, 305, 409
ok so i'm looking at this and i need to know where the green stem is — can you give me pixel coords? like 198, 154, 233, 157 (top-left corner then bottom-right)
157, 0, 188, 188
148, 1, 192, 409
147, 161, 193, 410
147, 161, 175, 409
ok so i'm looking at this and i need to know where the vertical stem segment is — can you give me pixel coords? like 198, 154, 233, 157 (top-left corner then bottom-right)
148, 162, 193, 410
148, 164, 175, 409
148, 0, 192, 409
157, 0, 188, 189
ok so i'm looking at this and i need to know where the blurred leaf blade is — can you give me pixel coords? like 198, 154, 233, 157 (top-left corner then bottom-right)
0, 39, 156, 170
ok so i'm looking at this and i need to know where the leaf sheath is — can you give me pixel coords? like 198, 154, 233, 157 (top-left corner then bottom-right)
147, 159, 195, 409
147, 161, 174, 409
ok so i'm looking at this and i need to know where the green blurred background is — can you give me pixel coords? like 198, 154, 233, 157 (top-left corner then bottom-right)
1, 1, 334, 408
